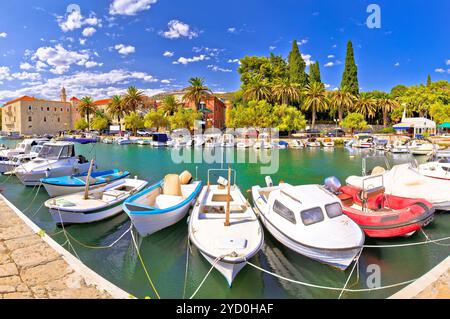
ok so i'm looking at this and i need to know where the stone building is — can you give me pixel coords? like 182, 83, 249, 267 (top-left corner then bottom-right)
1, 88, 82, 135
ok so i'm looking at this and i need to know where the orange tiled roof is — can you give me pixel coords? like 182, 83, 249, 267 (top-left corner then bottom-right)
4, 95, 36, 106
93, 98, 112, 105
70, 96, 79, 101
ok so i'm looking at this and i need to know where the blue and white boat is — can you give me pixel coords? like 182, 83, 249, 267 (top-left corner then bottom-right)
123, 171, 202, 237
41, 169, 130, 197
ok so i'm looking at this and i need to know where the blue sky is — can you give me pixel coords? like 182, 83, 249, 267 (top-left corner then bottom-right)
0, 0, 448, 104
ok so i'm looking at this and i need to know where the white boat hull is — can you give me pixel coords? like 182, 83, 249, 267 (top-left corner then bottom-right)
200, 251, 247, 287
128, 197, 196, 237
49, 202, 124, 225
15, 164, 91, 186
43, 183, 106, 197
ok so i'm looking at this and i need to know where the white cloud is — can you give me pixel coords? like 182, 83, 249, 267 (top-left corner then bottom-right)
227, 59, 239, 64
394, 62, 400, 67
327, 55, 335, 59
207, 65, 232, 73
35, 61, 47, 71
0, 32, 7, 38
0, 66, 11, 81
161, 20, 198, 39
269, 46, 276, 51
57, 10, 100, 32
227, 27, 237, 33
298, 39, 308, 45
324, 62, 334, 67
109, 0, 157, 16
32, 44, 90, 74
79, 38, 87, 45
11, 72, 41, 81
160, 79, 171, 84
173, 55, 209, 65
84, 61, 103, 68
435, 68, 445, 73
446, 59, 450, 66
163, 51, 174, 57
20, 62, 33, 70
82, 27, 96, 37
114, 44, 136, 55
302, 54, 313, 66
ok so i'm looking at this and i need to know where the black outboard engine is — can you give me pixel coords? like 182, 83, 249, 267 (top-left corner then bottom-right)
78, 155, 87, 164
324, 176, 342, 193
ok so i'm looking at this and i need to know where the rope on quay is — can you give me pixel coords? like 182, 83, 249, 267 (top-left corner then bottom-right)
182, 237, 191, 299
57, 209, 80, 260
130, 230, 161, 299
245, 261, 416, 293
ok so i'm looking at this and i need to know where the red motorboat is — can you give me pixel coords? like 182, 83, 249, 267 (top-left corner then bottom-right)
336, 183, 434, 238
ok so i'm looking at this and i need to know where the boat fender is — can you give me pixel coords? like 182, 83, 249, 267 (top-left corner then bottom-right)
324, 176, 341, 193
265, 176, 273, 187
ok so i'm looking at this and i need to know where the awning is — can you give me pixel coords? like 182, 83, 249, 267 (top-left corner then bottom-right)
199, 108, 213, 113
438, 122, 450, 128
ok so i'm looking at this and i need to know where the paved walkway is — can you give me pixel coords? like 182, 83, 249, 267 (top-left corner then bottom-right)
0, 195, 129, 299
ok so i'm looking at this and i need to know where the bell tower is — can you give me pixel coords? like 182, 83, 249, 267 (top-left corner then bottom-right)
60, 87, 67, 103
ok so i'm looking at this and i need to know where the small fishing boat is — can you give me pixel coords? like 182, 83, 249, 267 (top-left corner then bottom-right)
272, 141, 289, 149
136, 139, 152, 145
389, 138, 410, 153
290, 139, 304, 149
346, 156, 450, 210
45, 177, 148, 225
193, 135, 205, 147
102, 138, 114, 144
324, 176, 434, 238
14, 142, 94, 186
407, 139, 435, 155
305, 138, 321, 147
124, 171, 202, 237
419, 149, 450, 181
204, 134, 221, 148
41, 169, 130, 197
0, 138, 48, 160
252, 178, 364, 270
352, 134, 374, 148
321, 138, 335, 147
0, 144, 43, 174
373, 138, 388, 151
189, 168, 264, 286
116, 135, 133, 145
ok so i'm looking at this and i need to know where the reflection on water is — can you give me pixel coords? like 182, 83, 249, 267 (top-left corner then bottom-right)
0, 140, 448, 299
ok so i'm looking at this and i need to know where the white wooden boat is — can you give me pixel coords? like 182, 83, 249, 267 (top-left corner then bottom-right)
407, 139, 435, 155
346, 157, 450, 210
14, 142, 94, 186
290, 139, 304, 149
305, 138, 321, 147
124, 171, 202, 237
45, 178, 148, 225
419, 150, 450, 181
116, 135, 133, 145
321, 138, 335, 147
193, 135, 205, 147
189, 168, 264, 286
204, 134, 221, 148
252, 180, 364, 270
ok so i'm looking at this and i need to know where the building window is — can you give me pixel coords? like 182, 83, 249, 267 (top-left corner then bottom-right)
41, 107, 43, 111
61, 108, 63, 112
44, 117, 47, 122
67, 108, 69, 112
28, 116, 32, 122
57, 117, 60, 123
28, 106, 32, 111
47, 107, 49, 111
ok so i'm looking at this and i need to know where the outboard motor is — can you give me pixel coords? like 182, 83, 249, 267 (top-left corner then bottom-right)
324, 176, 342, 193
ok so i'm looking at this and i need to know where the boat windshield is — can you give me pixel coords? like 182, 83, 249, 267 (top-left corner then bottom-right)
38, 145, 73, 160
325, 202, 343, 218
300, 207, 324, 226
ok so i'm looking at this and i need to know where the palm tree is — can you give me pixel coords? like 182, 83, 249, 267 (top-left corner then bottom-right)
107, 95, 126, 131
161, 95, 179, 116
355, 93, 377, 120
182, 77, 211, 110
271, 78, 300, 105
302, 82, 329, 129
242, 75, 272, 102
122, 86, 144, 113
377, 97, 400, 127
78, 96, 96, 130
329, 85, 356, 123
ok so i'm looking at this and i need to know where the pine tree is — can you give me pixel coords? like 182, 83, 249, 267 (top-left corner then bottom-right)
288, 40, 309, 89
309, 61, 322, 84
341, 41, 359, 95
427, 74, 432, 87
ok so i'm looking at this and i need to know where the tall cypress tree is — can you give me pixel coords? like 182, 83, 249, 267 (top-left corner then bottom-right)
426, 74, 432, 87
309, 61, 322, 84
341, 41, 359, 95
288, 40, 309, 88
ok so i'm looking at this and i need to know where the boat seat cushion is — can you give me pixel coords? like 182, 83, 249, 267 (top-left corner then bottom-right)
155, 194, 183, 209
163, 174, 182, 196
179, 170, 192, 185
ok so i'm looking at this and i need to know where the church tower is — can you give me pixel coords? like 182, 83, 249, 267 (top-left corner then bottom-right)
60, 87, 67, 103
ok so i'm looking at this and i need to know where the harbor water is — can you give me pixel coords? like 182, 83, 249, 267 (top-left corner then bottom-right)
1, 141, 449, 299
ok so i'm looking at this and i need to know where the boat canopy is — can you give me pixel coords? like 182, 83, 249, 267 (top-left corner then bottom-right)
438, 122, 450, 128
152, 133, 168, 142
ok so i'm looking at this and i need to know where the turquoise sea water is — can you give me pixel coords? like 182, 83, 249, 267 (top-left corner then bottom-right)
0, 141, 449, 299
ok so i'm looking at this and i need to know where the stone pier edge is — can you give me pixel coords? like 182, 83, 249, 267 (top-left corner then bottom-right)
389, 255, 450, 299
0, 194, 133, 299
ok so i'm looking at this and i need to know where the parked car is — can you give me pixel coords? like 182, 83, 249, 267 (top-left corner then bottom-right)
326, 129, 345, 137
137, 130, 152, 136
305, 129, 321, 137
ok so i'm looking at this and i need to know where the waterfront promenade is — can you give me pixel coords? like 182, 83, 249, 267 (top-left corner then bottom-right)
0, 195, 130, 299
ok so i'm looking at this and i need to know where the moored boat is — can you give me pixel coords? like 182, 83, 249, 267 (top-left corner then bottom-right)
252, 179, 364, 270
45, 178, 148, 225
41, 169, 130, 197
124, 171, 202, 237
321, 138, 335, 147
189, 168, 264, 286
407, 139, 435, 155
305, 138, 321, 147
419, 149, 450, 181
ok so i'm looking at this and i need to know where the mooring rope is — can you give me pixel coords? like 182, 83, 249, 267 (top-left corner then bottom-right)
421, 229, 450, 247
57, 208, 80, 260
22, 183, 42, 213
363, 234, 450, 248
338, 248, 363, 299
130, 230, 161, 299
64, 225, 132, 250
182, 237, 191, 299
189, 255, 223, 299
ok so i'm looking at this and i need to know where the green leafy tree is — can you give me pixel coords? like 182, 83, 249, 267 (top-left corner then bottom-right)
329, 85, 356, 123
182, 77, 211, 110
78, 96, 96, 129
161, 95, 179, 116
309, 61, 321, 84
91, 116, 109, 131
340, 41, 359, 95
341, 112, 367, 134
123, 112, 144, 135
376, 97, 400, 127
169, 107, 201, 130
427, 75, 432, 87
273, 104, 306, 134
288, 40, 309, 89
271, 78, 300, 105
74, 118, 89, 131
144, 109, 169, 131
107, 95, 127, 131
302, 82, 329, 129
354, 93, 376, 120
122, 86, 144, 113
429, 102, 450, 124
242, 75, 272, 102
